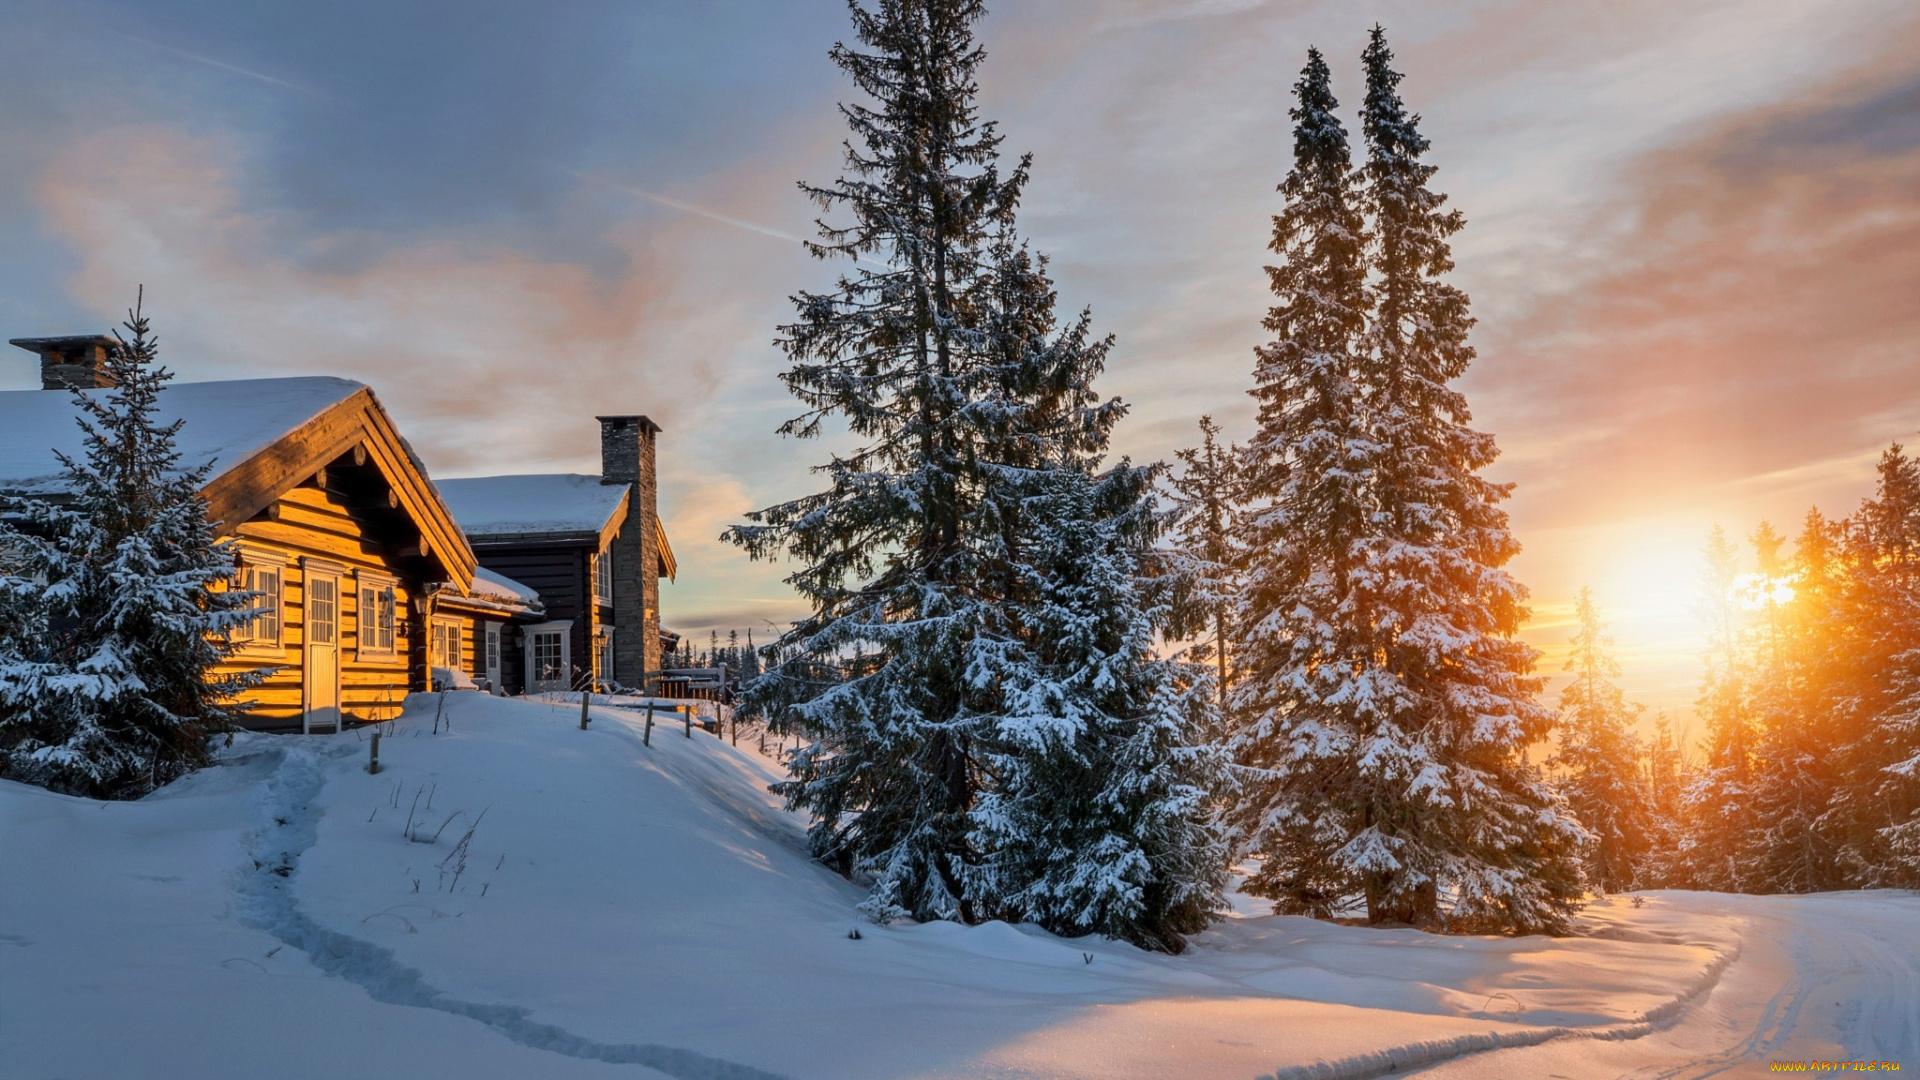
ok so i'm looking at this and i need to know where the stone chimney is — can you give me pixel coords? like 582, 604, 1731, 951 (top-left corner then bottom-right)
10, 335, 119, 390
598, 414, 663, 685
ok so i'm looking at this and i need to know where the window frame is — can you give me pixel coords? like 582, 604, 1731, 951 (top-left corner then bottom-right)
230, 547, 289, 654
592, 549, 613, 606
355, 571, 399, 662
428, 615, 464, 675
523, 619, 573, 694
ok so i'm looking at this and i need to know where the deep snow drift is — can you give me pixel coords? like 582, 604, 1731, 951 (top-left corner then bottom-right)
1, 692, 1913, 1079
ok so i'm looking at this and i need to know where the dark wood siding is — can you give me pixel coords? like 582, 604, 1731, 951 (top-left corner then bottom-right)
469, 541, 599, 688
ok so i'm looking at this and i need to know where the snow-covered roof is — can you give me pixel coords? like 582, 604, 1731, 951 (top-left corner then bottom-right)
0, 377, 365, 495
471, 566, 542, 607
436, 473, 628, 541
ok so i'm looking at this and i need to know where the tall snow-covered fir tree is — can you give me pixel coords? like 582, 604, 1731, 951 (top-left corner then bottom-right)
1228, 33, 1582, 932
1745, 512, 1848, 892
1226, 44, 1376, 921
1548, 588, 1649, 893
729, 1, 1223, 942
725, 0, 1025, 922
960, 236, 1229, 953
0, 296, 257, 799
1350, 25, 1581, 929
1834, 447, 1920, 886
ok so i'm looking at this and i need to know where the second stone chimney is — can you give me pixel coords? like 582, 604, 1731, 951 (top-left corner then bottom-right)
9, 335, 119, 391
598, 414, 663, 684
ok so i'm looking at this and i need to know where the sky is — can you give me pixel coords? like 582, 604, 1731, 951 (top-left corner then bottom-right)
2, 0, 1916, 726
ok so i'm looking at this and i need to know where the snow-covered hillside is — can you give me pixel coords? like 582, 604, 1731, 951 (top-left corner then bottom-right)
1, 693, 1913, 1079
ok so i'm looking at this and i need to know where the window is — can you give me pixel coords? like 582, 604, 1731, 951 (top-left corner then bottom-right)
308, 577, 337, 646
429, 617, 463, 673
356, 573, 397, 660
524, 621, 572, 694
593, 550, 613, 606
232, 551, 286, 650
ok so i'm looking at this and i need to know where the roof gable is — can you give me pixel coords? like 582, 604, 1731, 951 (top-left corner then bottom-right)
0, 377, 361, 496
0, 376, 477, 590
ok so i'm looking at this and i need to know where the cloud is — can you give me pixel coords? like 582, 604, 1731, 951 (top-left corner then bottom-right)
29, 123, 823, 633
1481, 32, 1920, 529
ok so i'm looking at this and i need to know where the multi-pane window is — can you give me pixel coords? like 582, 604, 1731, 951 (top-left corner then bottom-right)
593, 550, 613, 605
430, 618, 462, 673
357, 577, 397, 658
531, 630, 565, 689
234, 562, 283, 646
308, 577, 337, 646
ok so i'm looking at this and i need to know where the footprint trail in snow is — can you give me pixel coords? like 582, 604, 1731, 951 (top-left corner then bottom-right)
232, 745, 792, 1080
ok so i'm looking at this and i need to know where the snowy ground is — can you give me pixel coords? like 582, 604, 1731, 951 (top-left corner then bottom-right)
2, 693, 1913, 1080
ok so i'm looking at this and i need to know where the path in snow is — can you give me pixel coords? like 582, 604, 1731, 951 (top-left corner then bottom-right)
1402, 891, 1920, 1079
233, 743, 792, 1080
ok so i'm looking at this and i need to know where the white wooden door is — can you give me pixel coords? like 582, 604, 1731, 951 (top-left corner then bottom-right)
303, 570, 342, 733
484, 622, 503, 692
523, 621, 571, 695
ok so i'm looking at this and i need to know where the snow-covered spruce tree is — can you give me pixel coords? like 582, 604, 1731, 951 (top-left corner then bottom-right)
1676, 525, 1760, 892
961, 236, 1229, 952
724, 0, 1027, 923
1637, 711, 1690, 887
1165, 416, 1240, 714
1745, 512, 1848, 892
1352, 26, 1582, 928
1547, 588, 1651, 893
1229, 35, 1582, 933
1834, 447, 1920, 886
1226, 44, 1377, 922
0, 296, 256, 798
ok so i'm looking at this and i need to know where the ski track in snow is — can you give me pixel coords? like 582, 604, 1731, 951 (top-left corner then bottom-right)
1257, 933, 1743, 1080
231, 744, 793, 1080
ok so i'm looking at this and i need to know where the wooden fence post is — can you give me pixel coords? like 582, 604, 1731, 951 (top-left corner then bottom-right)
580, 689, 591, 730
368, 731, 381, 775
684, 705, 692, 739
644, 701, 654, 747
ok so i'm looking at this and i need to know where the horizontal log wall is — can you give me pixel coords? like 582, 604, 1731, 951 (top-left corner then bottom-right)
216, 482, 420, 729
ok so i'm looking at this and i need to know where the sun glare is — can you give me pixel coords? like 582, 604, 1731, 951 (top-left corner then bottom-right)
1731, 571, 1798, 611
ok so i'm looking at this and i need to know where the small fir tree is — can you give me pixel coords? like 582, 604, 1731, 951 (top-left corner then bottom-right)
960, 235, 1228, 952
1677, 526, 1759, 891
1165, 416, 1240, 714
1639, 711, 1689, 887
0, 294, 257, 798
1548, 588, 1649, 893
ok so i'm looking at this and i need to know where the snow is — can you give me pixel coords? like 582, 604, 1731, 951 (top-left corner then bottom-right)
436, 474, 626, 539
0, 377, 364, 495
2, 691, 1914, 1079
469, 566, 544, 608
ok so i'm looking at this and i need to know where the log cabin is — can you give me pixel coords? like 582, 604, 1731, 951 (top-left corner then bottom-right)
0, 335, 544, 732
436, 416, 677, 695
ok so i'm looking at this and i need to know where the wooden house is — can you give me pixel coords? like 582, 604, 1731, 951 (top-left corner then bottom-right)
0, 335, 543, 732
437, 416, 676, 695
